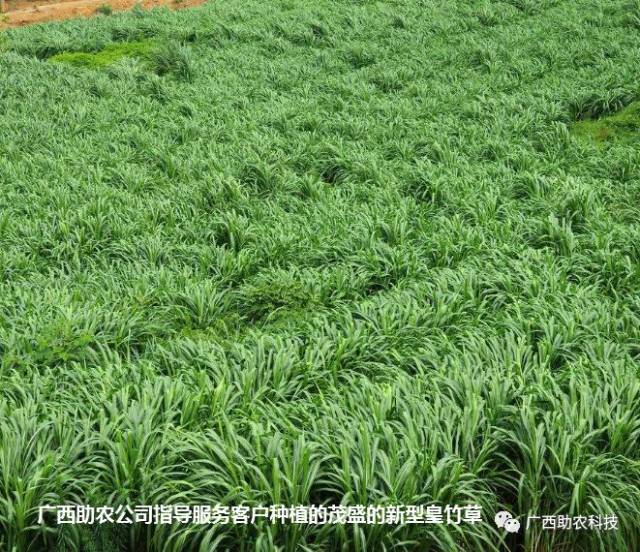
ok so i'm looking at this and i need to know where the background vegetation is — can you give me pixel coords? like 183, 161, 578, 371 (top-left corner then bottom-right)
1, 0, 640, 550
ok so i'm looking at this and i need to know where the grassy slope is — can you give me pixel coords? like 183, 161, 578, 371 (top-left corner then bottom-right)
1, 0, 640, 550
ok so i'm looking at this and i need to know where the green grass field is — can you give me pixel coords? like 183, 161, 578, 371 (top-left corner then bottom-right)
1, 0, 640, 550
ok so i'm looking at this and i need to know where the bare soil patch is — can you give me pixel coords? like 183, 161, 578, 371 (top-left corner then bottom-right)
1, 0, 207, 29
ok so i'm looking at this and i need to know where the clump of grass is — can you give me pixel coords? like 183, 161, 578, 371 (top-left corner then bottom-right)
569, 88, 636, 121
96, 3, 113, 16
391, 15, 407, 29
149, 40, 195, 81
344, 45, 376, 68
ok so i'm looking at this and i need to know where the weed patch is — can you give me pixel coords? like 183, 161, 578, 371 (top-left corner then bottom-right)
572, 100, 640, 145
49, 38, 195, 81
49, 40, 156, 69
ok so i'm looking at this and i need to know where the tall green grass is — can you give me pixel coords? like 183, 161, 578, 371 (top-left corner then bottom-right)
1, 0, 640, 550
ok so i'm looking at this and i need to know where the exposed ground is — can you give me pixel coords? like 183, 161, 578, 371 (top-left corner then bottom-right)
0, 0, 206, 29
1, 1, 640, 551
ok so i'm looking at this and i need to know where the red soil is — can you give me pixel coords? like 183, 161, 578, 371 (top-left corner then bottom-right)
1, 0, 207, 29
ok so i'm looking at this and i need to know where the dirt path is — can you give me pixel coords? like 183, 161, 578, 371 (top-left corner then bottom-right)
1, 0, 207, 29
